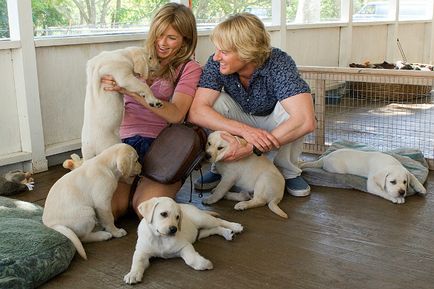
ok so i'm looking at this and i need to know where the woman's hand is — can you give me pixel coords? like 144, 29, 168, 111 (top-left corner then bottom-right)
101, 75, 130, 95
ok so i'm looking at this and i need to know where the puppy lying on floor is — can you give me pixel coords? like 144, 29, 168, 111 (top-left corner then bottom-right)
202, 131, 287, 218
300, 148, 427, 204
124, 197, 243, 284
80, 46, 162, 162
43, 143, 141, 259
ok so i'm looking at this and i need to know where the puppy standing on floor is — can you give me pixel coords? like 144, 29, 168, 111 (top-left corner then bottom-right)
43, 143, 142, 260
78, 46, 161, 163
124, 197, 243, 284
300, 148, 427, 204
203, 131, 287, 218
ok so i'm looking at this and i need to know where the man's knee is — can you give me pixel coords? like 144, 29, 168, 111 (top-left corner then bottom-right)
213, 92, 233, 115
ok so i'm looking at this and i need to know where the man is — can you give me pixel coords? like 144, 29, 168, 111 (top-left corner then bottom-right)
189, 13, 316, 196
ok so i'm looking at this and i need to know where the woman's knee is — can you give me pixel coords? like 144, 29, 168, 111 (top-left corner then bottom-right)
132, 177, 181, 218
111, 182, 132, 220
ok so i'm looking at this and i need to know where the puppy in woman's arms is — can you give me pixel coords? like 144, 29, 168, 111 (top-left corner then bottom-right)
80, 46, 161, 162
43, 143, 142, 260
300, 148, 427, 204
124, 197, 243, 284
203, 131, 287, 218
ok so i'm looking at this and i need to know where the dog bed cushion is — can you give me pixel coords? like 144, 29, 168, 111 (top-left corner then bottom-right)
0, 196, 75, 289
301, 140, 429, 196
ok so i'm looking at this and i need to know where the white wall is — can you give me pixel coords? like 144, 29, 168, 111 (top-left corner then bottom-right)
0, 22, 433, 174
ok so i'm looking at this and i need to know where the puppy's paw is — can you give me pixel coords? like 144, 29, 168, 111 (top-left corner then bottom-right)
221, 228, 235, 241
193, 257, 213, 271
111, 228, 127, 238
202, 196, 218, 205
96, 231, 113, 241
391, 197, 405, 204
124, 270, 143, 284
139, 92, 163, 108
234, 201, 249, 211
228, 222, 243, 234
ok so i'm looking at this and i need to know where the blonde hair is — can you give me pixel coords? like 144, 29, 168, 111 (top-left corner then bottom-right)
146, 3, 197, 80
211, 13, 271, 67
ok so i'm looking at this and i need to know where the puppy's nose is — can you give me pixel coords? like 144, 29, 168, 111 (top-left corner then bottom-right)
169, 226, 177, 235
205, 153, 211, 160
399, 189, 406, 196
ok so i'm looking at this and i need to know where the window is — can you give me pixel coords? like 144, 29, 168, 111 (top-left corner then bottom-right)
287, 0, 342, 24
353, 0, 433, 22
192, 0, 272, 30
31, 0, 169, 38
353, 1, 392, 21
0, 0, 9, 39
398, 0, 432, 20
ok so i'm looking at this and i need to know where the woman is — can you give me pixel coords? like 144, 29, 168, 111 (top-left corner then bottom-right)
103, 3, 202, 219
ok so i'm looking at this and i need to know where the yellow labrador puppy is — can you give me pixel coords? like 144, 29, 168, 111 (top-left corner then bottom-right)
203, 131, 287, 218
43, 143, 141, 260
300, 148, 427, 204
124, 197, 243, 284
81, 46, 161, 161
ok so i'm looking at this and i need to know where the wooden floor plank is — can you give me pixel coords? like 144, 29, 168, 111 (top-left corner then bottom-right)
8, 164, 434, 289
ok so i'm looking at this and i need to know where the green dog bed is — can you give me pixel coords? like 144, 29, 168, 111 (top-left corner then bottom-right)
0, 196, 75, 289
301, 140, 429, 196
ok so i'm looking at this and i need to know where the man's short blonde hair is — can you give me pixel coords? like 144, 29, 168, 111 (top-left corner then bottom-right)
211, 13, 271, 67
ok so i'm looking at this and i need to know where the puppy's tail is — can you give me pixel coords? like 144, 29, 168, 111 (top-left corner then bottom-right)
299, 158, 324, 169
62, 154, 83, 171
268, 202, 288, 219
51, 224, 87, 260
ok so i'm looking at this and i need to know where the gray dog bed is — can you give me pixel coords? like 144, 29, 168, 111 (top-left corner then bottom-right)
301, 140, 429, 196
0, 196, 75, 289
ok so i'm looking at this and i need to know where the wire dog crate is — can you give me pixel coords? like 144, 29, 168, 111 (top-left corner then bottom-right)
299, 67, 434, 169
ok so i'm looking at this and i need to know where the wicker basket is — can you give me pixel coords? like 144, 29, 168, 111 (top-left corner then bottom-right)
346, 81, 432, 101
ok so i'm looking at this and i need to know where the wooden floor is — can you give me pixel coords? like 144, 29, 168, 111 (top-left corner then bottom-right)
12, 164, 434, 289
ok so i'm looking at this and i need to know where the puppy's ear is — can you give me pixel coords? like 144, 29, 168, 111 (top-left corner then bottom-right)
373, 171, 388, 192
138, 198, 159, 223
132, 53, 147, 78
116, 151, 132, 176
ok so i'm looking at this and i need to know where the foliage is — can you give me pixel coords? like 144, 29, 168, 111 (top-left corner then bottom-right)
192, 0, 271, 23
0, 0, 9, 38
321, 0, 340, 20
0, 0, 388, 38
287, 0, 299, 22
32, 0, 69, 36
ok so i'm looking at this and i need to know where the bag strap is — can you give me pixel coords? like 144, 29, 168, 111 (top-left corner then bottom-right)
169, 60, 190, 102
174, 61, 189, 87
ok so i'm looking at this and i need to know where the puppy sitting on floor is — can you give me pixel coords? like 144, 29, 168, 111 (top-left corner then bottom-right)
43, 143, 141, 260
300, 148, 427, 204
124, 197, 243, 284
202, 131, 287, 218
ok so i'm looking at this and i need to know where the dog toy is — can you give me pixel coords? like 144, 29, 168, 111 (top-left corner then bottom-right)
0, 170, 34, 196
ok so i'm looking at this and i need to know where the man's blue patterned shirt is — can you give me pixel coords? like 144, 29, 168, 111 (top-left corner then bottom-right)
198, 47, 311, 116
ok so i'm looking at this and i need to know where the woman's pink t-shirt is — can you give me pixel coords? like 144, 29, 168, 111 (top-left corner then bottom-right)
120, 61, 202, 139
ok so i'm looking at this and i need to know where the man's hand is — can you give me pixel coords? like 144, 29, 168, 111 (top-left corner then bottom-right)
240, 127, 280, 152
220, 133, 254, 161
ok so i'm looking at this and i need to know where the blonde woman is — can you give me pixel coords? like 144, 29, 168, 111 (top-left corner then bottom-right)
189, 13, 316, 197
103, 3, 202, 218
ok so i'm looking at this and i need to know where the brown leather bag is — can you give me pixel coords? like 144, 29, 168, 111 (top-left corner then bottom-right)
141, 122, 207, 184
